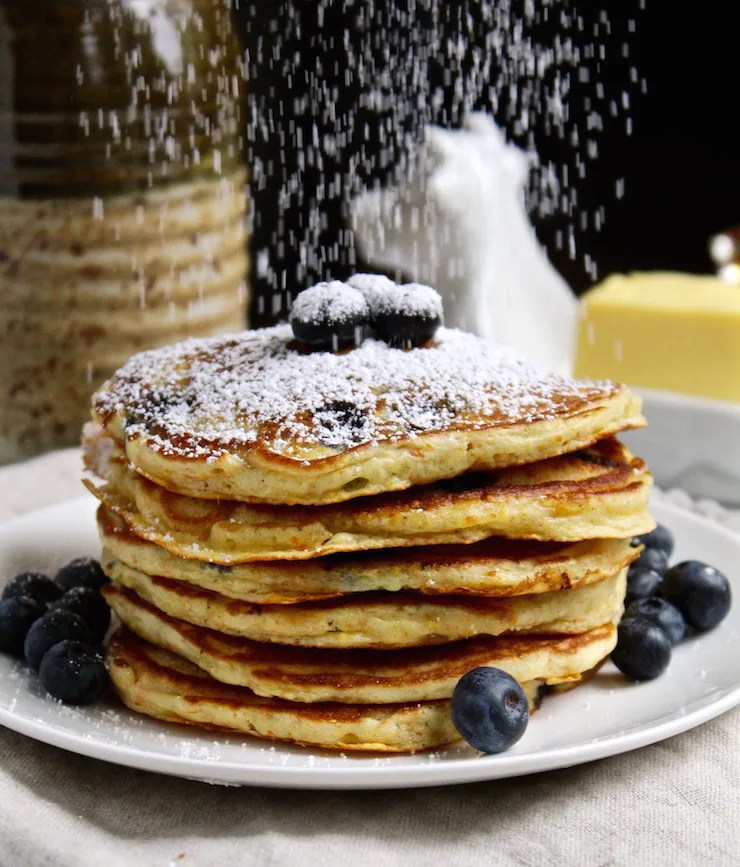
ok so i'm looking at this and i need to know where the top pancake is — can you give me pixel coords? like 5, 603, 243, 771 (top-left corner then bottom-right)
91, 324, 644, 505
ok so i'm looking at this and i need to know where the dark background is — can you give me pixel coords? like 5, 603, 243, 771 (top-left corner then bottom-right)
237, 1, 740, 327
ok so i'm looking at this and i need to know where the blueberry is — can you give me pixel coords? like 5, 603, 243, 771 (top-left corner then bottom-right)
38, 640, 108, 705
314, 401, 370, 448
124, 389, 184, 431
633, 524, 675, 557
346, 273, 395, 318
625, 598, 685, 646
632, 546, 669, 576
2, 572, 62, 607
289, 282, 369, 350
611, 618, 672, 681
50, 587, 111, 643
662, 560, 732, 632
0, 596, 45, 656
450, 667, 529, 753
55, 557, 107, 592
24, 610, 91, 671
625, 567, 663, 606
374, 283, 443, 349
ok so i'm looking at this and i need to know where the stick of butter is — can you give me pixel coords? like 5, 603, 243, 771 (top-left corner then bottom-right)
574, 272, 740, 402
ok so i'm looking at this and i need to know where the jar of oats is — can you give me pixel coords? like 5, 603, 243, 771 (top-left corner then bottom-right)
0, 0, 249, 462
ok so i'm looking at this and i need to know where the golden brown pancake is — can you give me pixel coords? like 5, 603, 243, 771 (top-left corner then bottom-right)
108, 629, 598, 752
103, 583, 618, 705
90, 324, 644, 505
97, 504, 638, 603
104, 553, 626, 648
86, 437, 653, 563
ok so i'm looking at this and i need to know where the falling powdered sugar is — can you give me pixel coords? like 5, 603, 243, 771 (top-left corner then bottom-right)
94, 324, 618, 460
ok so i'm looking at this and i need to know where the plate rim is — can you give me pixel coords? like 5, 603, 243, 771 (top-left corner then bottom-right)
638, 386, 740, 418
0, 495, 738, 790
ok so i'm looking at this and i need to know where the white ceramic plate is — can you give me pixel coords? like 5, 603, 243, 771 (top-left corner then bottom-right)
623, 388, 740, 506
0, 496, 738, 790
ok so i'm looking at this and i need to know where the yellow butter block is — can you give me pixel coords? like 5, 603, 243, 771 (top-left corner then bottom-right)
574, 272, 740, 402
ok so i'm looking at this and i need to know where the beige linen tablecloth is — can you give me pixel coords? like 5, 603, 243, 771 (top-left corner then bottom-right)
0, 449, 739, 867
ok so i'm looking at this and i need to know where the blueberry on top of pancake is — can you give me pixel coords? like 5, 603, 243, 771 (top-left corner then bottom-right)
289, 281, 368, 350
346, 273, 395, 318
373, 282, 444, 348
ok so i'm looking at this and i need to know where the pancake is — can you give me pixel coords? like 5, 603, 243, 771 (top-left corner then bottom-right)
108, 629, 598, 752
90, 323, 644, 506
97, 505, 638, 603
103, 583, 618, 704
86, 437, 654, 563
104, 553, 626, 648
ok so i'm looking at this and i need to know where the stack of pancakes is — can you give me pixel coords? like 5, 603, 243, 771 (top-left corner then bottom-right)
82, 323, 653, 752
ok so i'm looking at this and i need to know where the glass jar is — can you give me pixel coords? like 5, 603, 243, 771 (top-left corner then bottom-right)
0, 0, 249, 462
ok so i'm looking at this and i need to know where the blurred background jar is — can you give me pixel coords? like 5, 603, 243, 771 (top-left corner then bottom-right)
0, 0, 249, 463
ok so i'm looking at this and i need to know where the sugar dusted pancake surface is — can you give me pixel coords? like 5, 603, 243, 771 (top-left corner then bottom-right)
108, 630, 596, 752
91, 325, 644, 505
86, 438, 654, 563
104, 584, 618, 705
104, 552, 626, 648
97, 505, 637, 603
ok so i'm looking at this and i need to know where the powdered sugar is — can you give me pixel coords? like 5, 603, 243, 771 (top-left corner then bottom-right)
94, 325, 617, 460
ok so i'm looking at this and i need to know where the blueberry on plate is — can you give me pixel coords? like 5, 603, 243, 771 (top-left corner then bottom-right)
289, 281, 369, 350
611, 617, 672, 681
633, 524, 675, 557
450, 666, 529, 754
632, 546, 669, 576
50, 587, 111, 644
55, 557, 107, 592
2, 571, 62, 607
625, 567, 663, 606
662, 560, 732, 632
0, 596, 45, 656
373, 283, 443, 349
38, 640, 109, 705
625, 597, 685, 646
24, 609, 91, 671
